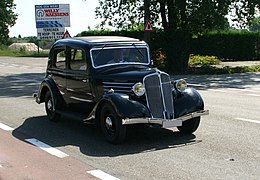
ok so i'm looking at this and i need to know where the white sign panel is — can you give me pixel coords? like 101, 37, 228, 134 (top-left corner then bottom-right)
37, 27, 65, 40
35, 4, 70, 28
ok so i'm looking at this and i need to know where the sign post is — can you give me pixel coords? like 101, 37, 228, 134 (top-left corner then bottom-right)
144, 0, 152, 45
35, 4, 70, 40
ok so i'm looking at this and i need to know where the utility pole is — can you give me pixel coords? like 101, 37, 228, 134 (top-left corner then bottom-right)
144, 0, 151, 45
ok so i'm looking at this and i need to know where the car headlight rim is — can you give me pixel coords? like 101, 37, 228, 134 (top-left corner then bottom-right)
175, 79, 187, 93
132, 82, 145, 96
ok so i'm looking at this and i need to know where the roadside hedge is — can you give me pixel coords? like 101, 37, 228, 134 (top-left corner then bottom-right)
191, 31, 260, 60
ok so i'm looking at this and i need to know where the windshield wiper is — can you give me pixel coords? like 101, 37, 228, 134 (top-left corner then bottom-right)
131, 43, 144, 58
93, 44, 107, 61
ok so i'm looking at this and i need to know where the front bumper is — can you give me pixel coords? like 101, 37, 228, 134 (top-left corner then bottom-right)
122, 110, 209, 128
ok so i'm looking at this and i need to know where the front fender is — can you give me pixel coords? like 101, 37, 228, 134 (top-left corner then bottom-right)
101, 93, 150, 119
174, 87, 204, 118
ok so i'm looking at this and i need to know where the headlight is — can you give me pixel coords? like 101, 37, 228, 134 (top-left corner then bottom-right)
175, 79, 187, 93
132, 82, 145, 96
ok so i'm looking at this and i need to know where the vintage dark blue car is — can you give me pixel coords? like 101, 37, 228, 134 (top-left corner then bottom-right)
35, 36, 209, 144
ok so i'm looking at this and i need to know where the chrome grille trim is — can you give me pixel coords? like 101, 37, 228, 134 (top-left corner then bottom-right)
143, 72, 174, 119
160, 73, 174, 119
102, 81, 135, 93
103, 82, 135, 85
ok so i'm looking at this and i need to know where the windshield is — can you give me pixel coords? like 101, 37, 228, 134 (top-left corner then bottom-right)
90, 46, 150, 68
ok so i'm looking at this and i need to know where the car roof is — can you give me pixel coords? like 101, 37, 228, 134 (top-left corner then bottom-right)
74, 36, 142, 43
53, 36, 147, 48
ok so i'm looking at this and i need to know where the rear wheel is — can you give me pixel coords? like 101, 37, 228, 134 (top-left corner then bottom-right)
100, 103, 126, 144
177, 117, 200, 134
44, 91, 60, 122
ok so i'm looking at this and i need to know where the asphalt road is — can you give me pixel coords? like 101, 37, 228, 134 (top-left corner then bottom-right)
0, 56, 259, 179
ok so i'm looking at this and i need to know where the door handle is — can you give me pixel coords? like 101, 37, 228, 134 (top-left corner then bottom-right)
82, 79, 88, 83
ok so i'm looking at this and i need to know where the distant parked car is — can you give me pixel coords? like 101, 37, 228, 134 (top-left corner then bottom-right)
35, 36, 209, 144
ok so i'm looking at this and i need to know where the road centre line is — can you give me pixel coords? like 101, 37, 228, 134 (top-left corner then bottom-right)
25, 138, 69, 158
11, 79, 40, 83
246, 94, 260, 97
235, 118, 260, 124
87, 169, 120, 180
188, 83, 207, 88
209, 88, 260, 96
227, 88, 258, 93
0, 122, 14, 131
208, 89, 227, 93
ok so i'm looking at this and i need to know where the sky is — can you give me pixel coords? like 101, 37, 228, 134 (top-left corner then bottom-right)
9, 0, 100, 37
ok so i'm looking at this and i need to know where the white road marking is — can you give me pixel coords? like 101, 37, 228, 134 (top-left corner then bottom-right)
188, 83, 207, 88
208, 88, 260, 97
25, 138, 69, 158
87, 170, 120, 180
246, 94, 260, 97
235, 118, 260, 124
208, 89, 227, 93
227, 88, 258, 93
0, 123, 14, 131
10, 79, 39, 83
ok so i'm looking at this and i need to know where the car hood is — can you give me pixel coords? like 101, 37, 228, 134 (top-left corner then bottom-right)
94, 65, 158, 82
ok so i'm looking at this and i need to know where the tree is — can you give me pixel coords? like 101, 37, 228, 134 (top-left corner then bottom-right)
0, 0, 17, 44
95, 0, 239, 32
229, 0, 260, 29
95, 0, 144, 30
249, 17, 260, 31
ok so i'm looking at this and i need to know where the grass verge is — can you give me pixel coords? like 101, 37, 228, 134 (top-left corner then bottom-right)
0, 46, 49, 57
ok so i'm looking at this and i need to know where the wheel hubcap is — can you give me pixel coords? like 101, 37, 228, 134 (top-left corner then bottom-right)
105, 116, 113, 129
47, 100, 53, 111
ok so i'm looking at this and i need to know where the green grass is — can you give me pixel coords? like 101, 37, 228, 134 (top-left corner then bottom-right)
0, 46, 49, 57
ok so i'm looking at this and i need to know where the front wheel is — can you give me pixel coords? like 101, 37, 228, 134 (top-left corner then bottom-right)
44, 91, 60, 122
100, 103, 126, 144
177, 117, 200, 134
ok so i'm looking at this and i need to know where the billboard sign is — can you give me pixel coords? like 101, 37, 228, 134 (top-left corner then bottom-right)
35, 4, 70, 39
37, 27, 65, 40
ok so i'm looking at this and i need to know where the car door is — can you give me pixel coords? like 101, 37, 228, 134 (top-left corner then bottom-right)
51, 47, 69, 103
65, 47, 95, 114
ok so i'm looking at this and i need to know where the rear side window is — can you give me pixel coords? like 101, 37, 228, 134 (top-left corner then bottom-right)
54, 48, 66, 69
69, 49, 87, 71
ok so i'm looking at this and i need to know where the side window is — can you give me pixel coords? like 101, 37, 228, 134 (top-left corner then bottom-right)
69, 48, 87, 71
54, 48, 66, 69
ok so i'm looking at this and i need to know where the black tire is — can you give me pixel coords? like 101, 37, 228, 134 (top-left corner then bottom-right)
44, 91, 61, 122
100, 103, 126, 144
177, 117, 200, 134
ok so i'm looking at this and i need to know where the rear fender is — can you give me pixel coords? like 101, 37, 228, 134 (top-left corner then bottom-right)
37, 78, 64, 109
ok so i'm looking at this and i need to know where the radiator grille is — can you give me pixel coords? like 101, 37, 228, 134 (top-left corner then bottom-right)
144, 72, 174, 119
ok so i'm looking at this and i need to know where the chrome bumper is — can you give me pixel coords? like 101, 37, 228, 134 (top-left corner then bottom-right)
122, 110, 209, 128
